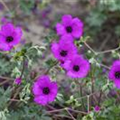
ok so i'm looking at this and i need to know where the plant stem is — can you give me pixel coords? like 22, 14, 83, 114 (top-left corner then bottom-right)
8, 86, 22, 107
0, 79, 10, 86
45, 61, 59, 74
87, 95, 90, 113
0, 0, 10, 12
20, 56, 26, 79
74, 79, 86, 111
84, 41, 120, 55
79, 82, 86, 111
0, 76, 14, 86
98, 90, 103, 106
91, 77, 95, 106
47, 107, 87, 115
65, 108, 76, 120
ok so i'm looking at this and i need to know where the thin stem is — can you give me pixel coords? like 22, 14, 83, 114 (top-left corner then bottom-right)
87, 95, 90, 113
65, 108, 76, 120
97, 46, 120, 54
8, 87, 22, 107
0, 76, 14, 86
47, 108, 65, 113
91, 77, 95, 106
9, 98, 22, 102
0, 0, 10, 12
94, 59, 110, 70
0, 76, 14, 80
34, 61, 59, 80
76, 91, 98, 100
84, 42, 96, 54
47, 107, 87, 115
79, 82, 86, 111
20, 57, 26, 79
53, 114, 73, 120
0, 79, 9, 86
74, 79, 86, 111
84, 41, 120, 55
68, 108, 87, 114
44, 61, 59, 74
98, 90, 103, 106
84, 42, 110, 70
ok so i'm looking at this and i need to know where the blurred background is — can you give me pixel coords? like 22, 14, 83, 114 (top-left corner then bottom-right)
0, 0, 120, 71
0, 0, 119, 46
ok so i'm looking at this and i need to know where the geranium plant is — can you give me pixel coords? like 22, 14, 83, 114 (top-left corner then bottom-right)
0, 0, 120, 120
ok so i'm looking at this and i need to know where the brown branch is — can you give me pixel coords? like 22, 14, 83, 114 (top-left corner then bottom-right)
46, 106, 87, 115
65, 108, 76, 120
0, 79, 10, 86
8, 87, 22, 107
0, 76, 14, 86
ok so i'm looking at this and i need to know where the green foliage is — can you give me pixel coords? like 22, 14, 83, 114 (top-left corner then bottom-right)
19, 83, 31, 103
0, 0, 120, 119
19, 0, 35, 14
66, 95, 81, 109
0, 87, 12, 110
0, 54, 15, 75
85, 0, 120, 37
45, 58, 57, 69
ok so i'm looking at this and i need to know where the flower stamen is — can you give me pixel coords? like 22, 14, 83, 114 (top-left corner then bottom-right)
115, 71, 120, 79
66, 26, 72, 33
6, 36, 14, 43
73, 65, 80, 72
43, 87, 50, 95
60, 50, 67, 57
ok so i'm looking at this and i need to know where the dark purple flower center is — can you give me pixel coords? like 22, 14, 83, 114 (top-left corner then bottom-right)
115, 71, 120, 79
6, 36, 14, 43
43, 87, 50, 95
60, 50, 67, 57
66, 26, 72, 33
60, 60, 64, 64
73, 65, 80, 72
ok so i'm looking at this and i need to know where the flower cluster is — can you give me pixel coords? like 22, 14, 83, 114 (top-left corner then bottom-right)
51, 14, 90, 78
1, 15, 119, 110
51, 35, 77, 62
0, 23, 22, 51
32, 15, 89, 106
0, 23, 58, 106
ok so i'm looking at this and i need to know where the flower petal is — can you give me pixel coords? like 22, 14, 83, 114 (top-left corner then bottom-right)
1, 23, 14, 35
56, 23, 66, 36
62, 14, 72, 26
114, 80, 120, 89
34, 96, 48, 106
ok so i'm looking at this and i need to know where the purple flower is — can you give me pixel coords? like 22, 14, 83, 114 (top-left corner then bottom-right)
42, 19, 51, 28
32, 75, 58, 106
1, 17, 12, 24
51, 35, 77, 61
15, 77, 22, 85
94, 105, 100, 112
63, 55, 90, 78
56, 14, 83, 39
109, 60, 120, 89
0, 23, 22, 51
